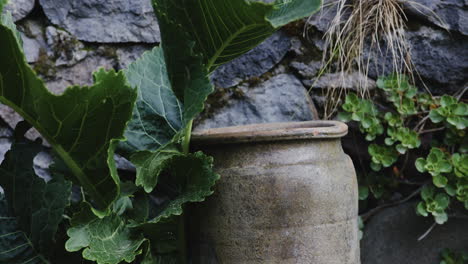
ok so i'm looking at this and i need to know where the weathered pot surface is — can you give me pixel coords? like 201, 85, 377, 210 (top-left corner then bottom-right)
189, 121, 360, 264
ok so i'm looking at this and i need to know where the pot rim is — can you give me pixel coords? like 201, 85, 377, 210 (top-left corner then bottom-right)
192, 121, 348, 145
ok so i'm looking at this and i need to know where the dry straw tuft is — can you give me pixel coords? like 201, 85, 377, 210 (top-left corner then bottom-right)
306, 0, 443, 119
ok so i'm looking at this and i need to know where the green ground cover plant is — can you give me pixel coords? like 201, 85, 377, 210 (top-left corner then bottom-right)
0, 0, 321, 263
339, 75, 467, 227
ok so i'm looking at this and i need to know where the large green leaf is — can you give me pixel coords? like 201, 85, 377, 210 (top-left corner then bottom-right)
121, 44, 212, 155
121, 48, 183, 155
0, 195, 48, 264
127, 152, 219, 259
153, 0, 322, 72
0, 15, 137, 213
147, 152, 220, 221
0, 0, 7, 14
122, 0, 321, 156
131, 143, 181, 193
0, 123, 72, 262
65, 205, 146, 264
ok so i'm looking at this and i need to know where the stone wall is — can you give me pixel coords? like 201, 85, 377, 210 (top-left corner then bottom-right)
1, 0, 467, 263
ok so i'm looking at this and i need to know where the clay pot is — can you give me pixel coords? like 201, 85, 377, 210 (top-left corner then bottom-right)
189, 121, 360, 264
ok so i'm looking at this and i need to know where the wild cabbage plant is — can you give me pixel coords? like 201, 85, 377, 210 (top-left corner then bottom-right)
0, 0, 321, 263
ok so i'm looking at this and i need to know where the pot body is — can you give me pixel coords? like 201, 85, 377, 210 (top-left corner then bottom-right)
189, 122, 360, 264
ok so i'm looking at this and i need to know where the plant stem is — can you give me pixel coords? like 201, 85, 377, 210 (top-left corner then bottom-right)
419, 127, 445, 134
182, 120, 193, 154
361, 185, 425, 222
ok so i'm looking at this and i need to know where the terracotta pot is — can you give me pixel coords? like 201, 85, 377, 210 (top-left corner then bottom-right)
189, 121, 360, 264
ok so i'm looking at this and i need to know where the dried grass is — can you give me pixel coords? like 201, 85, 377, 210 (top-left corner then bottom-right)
306, 0, 444, 119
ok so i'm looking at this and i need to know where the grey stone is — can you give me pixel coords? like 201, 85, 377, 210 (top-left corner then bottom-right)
306, 0, 339, 33
33, 151, 53, 181
17, 19, 47, 63
309, 72, 376, 91
39, 0, 160, 43
361, 201, 468, 264
365, 26, 468, 94
210, 31, 291, 88
29, 149, 135, 182
0, 105, 49, 147
116, 45, 152, 70
195, 74, 318, 131
0, 138, 12, 164
407, 26, 468, 93
0, 105, 23, 133
3, 0, 35, 22
290, 60, 322, 85
44, 47, 117, 95
404, 0, 468, 36
114, 154, 136, 172
45, 26, 88, 67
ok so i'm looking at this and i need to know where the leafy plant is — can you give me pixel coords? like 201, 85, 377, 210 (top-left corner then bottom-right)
386, 126, 421, 154
368, 144, 399, 171
338, 93, 384, 141
339, 74, 467, 225
430, 95, 467, 130
0, 0, 321, 263
416, 185, 450, 224
440, 248, 468, 264
416, 148, 452, 187
377, 75, 418, 116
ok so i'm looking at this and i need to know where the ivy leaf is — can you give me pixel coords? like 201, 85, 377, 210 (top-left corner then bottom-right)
0, 17, 137, 213
0, 122, 71, 261
65, 206, 146, 264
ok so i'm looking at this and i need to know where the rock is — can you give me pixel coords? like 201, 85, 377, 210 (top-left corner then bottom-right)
0, 105, 23, 134
195, 74, 318, 131
361, 202, 468, 264
290, 60, 322, 85
45, 26, 88, 67
39, 0, 160, 43
365, 25, 468, 94
306, 0, 339, 33
116, 44, 152, 70
114, 154, 136, 172
29, 149, 135, 182
210, 31, 291, 88
43, 47, 118, 95
3, 0, 35, 22
0, 105, 48, 146
404, 0, 468, 36
0, 138, 12, 164
17, 19, 47, 63
33, 151, 53, 181
309, 72, 376, 91
407, 26, 468, 94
